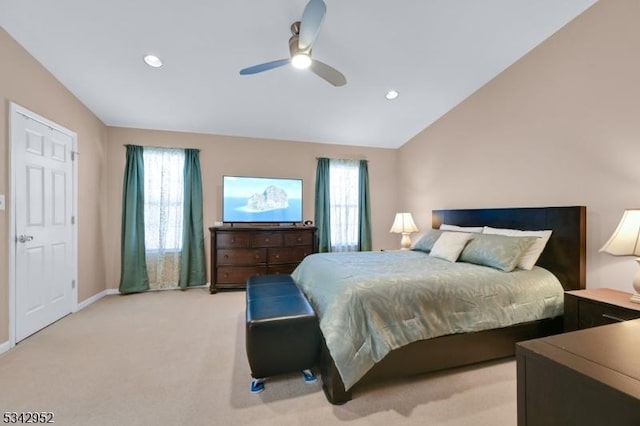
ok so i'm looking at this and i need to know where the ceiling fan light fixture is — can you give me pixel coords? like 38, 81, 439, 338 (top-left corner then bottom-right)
238, 1, 345, 86
291, 53, 312, 69
143, 54, 163, 68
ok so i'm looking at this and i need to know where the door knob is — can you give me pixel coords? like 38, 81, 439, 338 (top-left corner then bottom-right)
18, 235, 34, 243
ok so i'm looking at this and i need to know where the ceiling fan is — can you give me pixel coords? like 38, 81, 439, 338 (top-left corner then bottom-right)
239, 0, 347, 87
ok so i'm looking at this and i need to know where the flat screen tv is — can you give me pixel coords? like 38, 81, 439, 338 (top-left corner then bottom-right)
222, 176, 303, 224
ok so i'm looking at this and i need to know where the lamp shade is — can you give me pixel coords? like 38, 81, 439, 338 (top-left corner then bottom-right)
599, 209, 640, 256
390, 213, 419, 234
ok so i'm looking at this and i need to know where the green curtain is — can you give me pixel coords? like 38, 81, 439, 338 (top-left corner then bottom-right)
358, 160, 372, 251
179, 149, 207, 289
119, 145, 150, 294
315, 158, 332, 252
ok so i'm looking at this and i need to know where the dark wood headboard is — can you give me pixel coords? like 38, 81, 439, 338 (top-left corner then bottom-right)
432, 206, 586, 291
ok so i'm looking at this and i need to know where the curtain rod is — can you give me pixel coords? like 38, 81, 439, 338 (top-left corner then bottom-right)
315, 156, 368, 161
124, 144, 200, 152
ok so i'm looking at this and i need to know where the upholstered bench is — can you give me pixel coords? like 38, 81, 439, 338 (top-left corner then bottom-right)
245, 274, 320, 393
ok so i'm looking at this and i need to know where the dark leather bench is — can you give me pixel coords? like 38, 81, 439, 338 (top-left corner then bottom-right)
245, 274, 320, 393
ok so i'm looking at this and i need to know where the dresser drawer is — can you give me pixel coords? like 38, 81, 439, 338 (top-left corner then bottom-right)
267, 264, 298, 275
216, 266, 266, 284
578, 300, 640, 328
251, 232, 283, 248
217, 249, 266, 265
284, 231, 314, 246
216, 232, 250, 249
268, 246, 312, 264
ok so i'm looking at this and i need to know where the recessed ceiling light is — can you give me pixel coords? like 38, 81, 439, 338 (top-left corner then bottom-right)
385, 90, 399, 100
143, 54, 163, 68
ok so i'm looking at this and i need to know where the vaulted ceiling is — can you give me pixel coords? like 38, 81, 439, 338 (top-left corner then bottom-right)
0, 0, 597, 148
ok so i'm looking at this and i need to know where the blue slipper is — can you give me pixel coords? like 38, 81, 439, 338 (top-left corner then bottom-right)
302, 369, 317, 384
250, 378, 265, 393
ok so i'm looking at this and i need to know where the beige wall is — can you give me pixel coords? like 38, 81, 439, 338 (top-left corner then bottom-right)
0, 28, 108, 343
399, 0, 640, 292
105, 127, 399, 289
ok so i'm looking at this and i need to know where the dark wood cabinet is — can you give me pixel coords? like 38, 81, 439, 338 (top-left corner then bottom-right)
517, 320, 640, 426
209, 226, 317, 293
564, 288, 640, 331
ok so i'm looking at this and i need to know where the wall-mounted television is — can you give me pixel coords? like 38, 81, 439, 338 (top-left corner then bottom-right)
222, 176, 303, 224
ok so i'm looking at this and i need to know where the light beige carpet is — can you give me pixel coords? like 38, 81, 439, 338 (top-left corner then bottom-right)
0, 289, 517, 425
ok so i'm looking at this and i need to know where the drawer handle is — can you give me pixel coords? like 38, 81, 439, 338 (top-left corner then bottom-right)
255, 254, 260, 259
265, 238, 270, 242
296, 237, 302, 242
602, 313, 626, 322
223, 255, 229, 260
223, 273, 229, 278
275, 254, 280, 259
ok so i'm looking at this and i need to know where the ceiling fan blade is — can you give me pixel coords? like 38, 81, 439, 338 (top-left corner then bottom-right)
298, 0, 326, 51
310, 60, 346, 87
239, 58, 290, 75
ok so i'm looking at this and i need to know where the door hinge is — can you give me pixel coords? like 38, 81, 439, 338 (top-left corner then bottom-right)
72, 279, 76, 289
71, 216, 75, 225
71, 151, 79, 161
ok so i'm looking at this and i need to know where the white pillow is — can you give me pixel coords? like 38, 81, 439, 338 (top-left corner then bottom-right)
429, 232, 473, 262
440, 224, 484, 233
482, 226, 553, 270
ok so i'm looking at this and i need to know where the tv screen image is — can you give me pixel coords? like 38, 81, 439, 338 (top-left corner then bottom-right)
223, 176, 303, 223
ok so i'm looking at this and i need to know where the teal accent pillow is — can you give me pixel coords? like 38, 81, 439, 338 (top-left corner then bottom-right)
458, 234, 538, 272
411, 229, 443, 253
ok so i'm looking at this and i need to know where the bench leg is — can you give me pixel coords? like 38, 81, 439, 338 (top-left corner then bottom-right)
302, 369, 317, 383
250, 378, 265, 393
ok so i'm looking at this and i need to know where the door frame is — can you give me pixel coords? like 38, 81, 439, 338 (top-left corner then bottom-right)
8, 102, 79, 348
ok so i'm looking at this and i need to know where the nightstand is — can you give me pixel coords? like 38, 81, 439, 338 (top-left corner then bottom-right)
564, 288, 640, 332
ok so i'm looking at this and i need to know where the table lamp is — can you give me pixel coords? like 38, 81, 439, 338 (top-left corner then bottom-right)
599, 209, 640, 303
390, 212, 419, 250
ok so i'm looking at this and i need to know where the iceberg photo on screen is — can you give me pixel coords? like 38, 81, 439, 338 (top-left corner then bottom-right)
223, 176, 303, 223
241, 185, 289, 213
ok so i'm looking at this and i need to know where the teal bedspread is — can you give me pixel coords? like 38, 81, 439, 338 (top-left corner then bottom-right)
291, 250, 564, 390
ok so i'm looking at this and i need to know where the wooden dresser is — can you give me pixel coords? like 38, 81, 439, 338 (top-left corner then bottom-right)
209, 226, 317, 293
517, 320, 640, 425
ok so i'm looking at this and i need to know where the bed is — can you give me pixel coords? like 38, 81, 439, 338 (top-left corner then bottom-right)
291, 206, 586, 404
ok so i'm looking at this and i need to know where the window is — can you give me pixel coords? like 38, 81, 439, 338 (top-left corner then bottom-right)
329, 159, 360, 251
143, 147, 185, 288
315, 157, 371, 253
143, 148, 184, 251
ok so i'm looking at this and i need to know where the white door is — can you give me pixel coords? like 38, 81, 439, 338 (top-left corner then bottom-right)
12, 107, 75, 342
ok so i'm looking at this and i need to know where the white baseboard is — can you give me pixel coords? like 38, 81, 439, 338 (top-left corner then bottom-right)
77, 285, 207, 311
77, 289, 119, 311
0, 340, 10, 356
